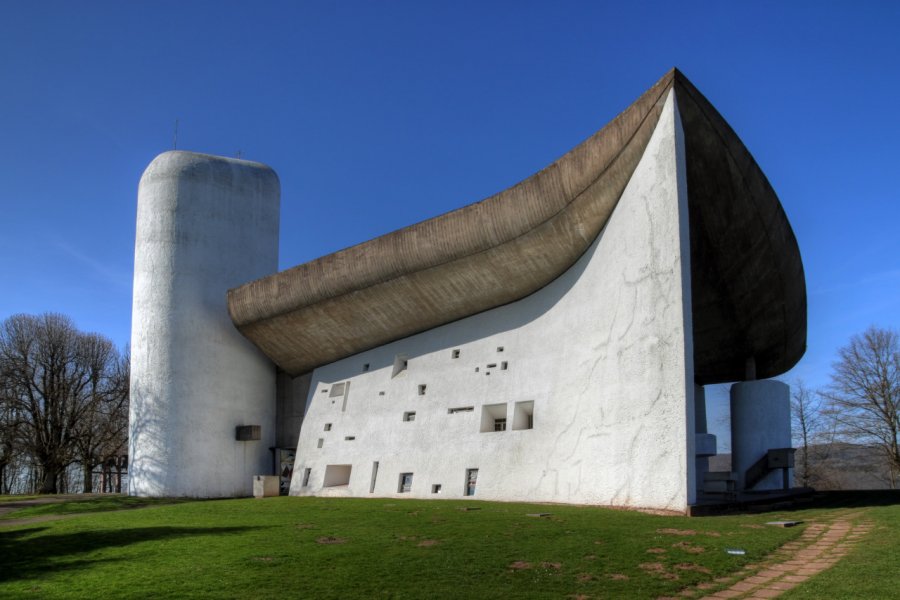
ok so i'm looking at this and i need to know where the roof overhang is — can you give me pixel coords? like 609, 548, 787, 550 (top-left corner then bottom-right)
227, 69, 806, 383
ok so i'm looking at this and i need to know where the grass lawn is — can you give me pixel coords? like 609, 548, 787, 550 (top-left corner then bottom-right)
0, 494, 894, 599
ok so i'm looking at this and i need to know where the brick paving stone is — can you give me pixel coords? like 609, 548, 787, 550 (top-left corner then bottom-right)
782, 575, 809, 583
770, 581, 797, 591
749, 589, 783, 599
708, 590, 742, 599
729, 581, 756, 592
744, 575, 774, 585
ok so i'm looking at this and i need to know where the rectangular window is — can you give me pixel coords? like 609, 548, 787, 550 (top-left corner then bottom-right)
448, 406, 474, 414
370, 461, 379, 493
480, 403, 508, 432
465, 468, 478, 496
392, 354, 409, 378
344, 436, 356, 441
496, 346, 504, 352
432, 484, 442, 494
403, 411, 416, 422
324, 423, 332, 431
500, 361, 508, 371
317, 438, 324, 448
398, 472, 413, 493
323, 464, 351, 487
513, 401, 535, 430
302, 468, 311, 487
418, 384, 427, 396
451, 349, 460, 359
329, 382, 346, 397
363, 363, 370, 372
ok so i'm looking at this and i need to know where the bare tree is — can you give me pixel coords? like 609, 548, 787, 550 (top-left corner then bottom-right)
791, 380, 837, 488
0, 313, 126, 493
824, 326, 900, 488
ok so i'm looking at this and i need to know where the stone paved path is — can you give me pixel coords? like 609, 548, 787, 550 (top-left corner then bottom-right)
664, 512, 873, 599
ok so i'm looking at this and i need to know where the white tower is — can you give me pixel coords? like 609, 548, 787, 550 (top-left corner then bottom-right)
129, 151, 280, 497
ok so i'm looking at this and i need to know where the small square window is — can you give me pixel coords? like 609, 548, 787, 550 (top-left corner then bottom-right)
403, 411, 416, 422
363, 363, 370, 372
496, 346, 504, 352
324, 423, 332, 431
494, 418, 506, 432
432, 484, 442, 494
501, 361, 508, 370
451, 349, 460, 359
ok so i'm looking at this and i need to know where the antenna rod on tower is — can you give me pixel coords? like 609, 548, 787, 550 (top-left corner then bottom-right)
173, 119, 179, 150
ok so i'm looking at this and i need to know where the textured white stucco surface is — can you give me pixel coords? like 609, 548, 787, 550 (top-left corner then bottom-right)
129, 151, 279, 497
730, 380, 792, 491
291, 90, 696, 511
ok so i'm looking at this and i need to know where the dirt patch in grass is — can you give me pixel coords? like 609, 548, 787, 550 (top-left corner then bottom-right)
646, 547, 666, 554
674, 562, 710, 574
540, 561, 562, 571
608, 573, 629, 581
316, 536, 346, 545
575, 573, 595, 582
417, 539, 439, 547
509, 561, 532, 570
657, 528, 696, 536
672, 541, 705, 554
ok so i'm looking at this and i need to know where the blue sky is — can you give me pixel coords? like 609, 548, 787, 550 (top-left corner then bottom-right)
1, 2, 898, 446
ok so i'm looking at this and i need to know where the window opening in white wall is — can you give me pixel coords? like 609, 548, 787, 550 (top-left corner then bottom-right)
418, 384, 427, 396
329, 382, 346, 397
379, 391, 385, 396
513, 401, 535, 430
398, 472, 413, 493
432, 484, 442, 494
302, 468, 311, 487
344, 436, 356, 441
370, 461, 379, 493
323, 464, 351, 487
321, 389, 328, 394
363, 363, 370, 372
480, 403, 508, 432
501, 361, 508, 370
403, 411, 416, 422
487, 363, 497, 369
465, 468, 478, 496
451, 349, 460, 359
324, 423, 332, 431
317, 438, 324, 448
392, 354, 409, 378
475, 367, 479, 372
448, 406, 474, 414
496, 346, 504, 352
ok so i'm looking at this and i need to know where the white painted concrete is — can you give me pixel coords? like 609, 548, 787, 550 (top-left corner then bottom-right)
290, 90, 696, 511
129, 151, 279, 497
730, 380, 792, 491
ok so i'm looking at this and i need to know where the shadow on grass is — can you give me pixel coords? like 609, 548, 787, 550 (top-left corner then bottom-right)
0, 525, 264, 582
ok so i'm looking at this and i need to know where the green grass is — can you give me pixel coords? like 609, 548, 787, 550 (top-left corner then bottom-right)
0, 496, 810, 599
0, 495, 187, 519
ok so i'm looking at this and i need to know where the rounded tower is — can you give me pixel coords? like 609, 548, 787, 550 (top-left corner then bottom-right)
128, 151, 280, 497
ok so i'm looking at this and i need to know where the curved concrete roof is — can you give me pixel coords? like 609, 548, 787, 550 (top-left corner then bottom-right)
228, 69, 806, 383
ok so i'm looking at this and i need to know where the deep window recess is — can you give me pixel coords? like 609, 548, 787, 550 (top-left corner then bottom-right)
501, 361, 508, 370
448, 406, 474, 414
323, 464, 351, 487
370, 461, 379, 493
324, 423, 332, 431
452, 349, 460, 359
418, 384, 427, 396
392, 354, 409, 378
432, 484, 442, 494
363, 363, 370, 372
513, 401, 535, 430
465, 469, 478, 496
403, 411, 416, 422
345, 436, 356, 441
480, 403, 508, 432
329, 382, 346, 397
398, 472, 413, 493
496, 346, 504, 352
317, 438, 324, 448
302, 468, 311, 487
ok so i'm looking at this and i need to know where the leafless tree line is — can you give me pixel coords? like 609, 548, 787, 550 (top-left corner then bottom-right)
792, 325, 900, 489
0, 313, 129, 494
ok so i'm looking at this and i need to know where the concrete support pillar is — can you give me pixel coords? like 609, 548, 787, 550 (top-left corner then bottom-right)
694, 384, 716, 493
730, 380, 791, 491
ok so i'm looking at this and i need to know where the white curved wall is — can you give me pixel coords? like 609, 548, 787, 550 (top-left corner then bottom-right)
291, 90, 696, 511
730, 380, 792, 491
129, 151, 279, 497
